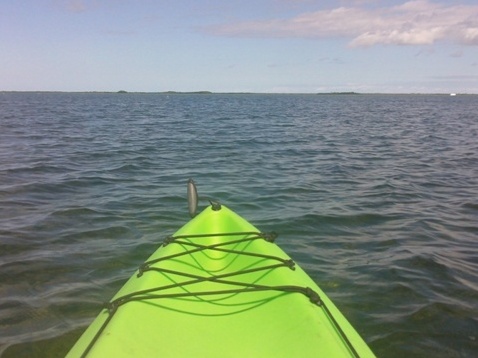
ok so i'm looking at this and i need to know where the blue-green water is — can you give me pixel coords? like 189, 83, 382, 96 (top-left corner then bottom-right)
1, 92, 477, 357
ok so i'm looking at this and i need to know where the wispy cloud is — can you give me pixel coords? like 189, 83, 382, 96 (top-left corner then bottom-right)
54, 0, 97, 13
56, 0, 85, 13
205, 0, 478, 47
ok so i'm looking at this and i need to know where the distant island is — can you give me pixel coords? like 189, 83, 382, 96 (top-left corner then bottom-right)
316, 92, 360, 95
115, 90, 213, 94
161, 91, 213, 95
114, 90, 213, 95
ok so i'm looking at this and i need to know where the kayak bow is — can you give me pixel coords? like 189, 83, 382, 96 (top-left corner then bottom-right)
67, 203, 375, 357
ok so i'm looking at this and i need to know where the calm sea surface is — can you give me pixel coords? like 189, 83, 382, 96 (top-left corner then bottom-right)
0, 92, 477, 357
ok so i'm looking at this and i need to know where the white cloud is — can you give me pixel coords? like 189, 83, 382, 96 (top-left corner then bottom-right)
205, 0, 478, 47
54, 0, 104, 13
54, 0, 89, 13
52, 0, 85, 13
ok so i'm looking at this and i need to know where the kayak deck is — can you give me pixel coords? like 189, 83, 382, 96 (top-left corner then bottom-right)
67, 205, 375, 357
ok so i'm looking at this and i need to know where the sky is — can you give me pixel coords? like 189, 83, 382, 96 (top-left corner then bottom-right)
1, 0, 477, 93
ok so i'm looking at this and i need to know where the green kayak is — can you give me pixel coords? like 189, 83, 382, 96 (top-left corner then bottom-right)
68, 194, 375, 357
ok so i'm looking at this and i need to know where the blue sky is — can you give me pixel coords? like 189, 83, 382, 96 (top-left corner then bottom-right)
1, 0, 477, 93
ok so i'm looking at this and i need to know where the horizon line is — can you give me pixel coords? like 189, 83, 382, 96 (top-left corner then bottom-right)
1, 90, 476, 95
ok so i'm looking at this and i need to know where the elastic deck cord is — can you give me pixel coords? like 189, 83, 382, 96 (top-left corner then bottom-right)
80, 231, 360, 358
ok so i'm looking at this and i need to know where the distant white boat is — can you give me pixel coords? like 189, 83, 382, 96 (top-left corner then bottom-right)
450, 93, 457, 96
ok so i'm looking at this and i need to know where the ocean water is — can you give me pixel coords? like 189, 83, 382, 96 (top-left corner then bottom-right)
0, 92, 477, 357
